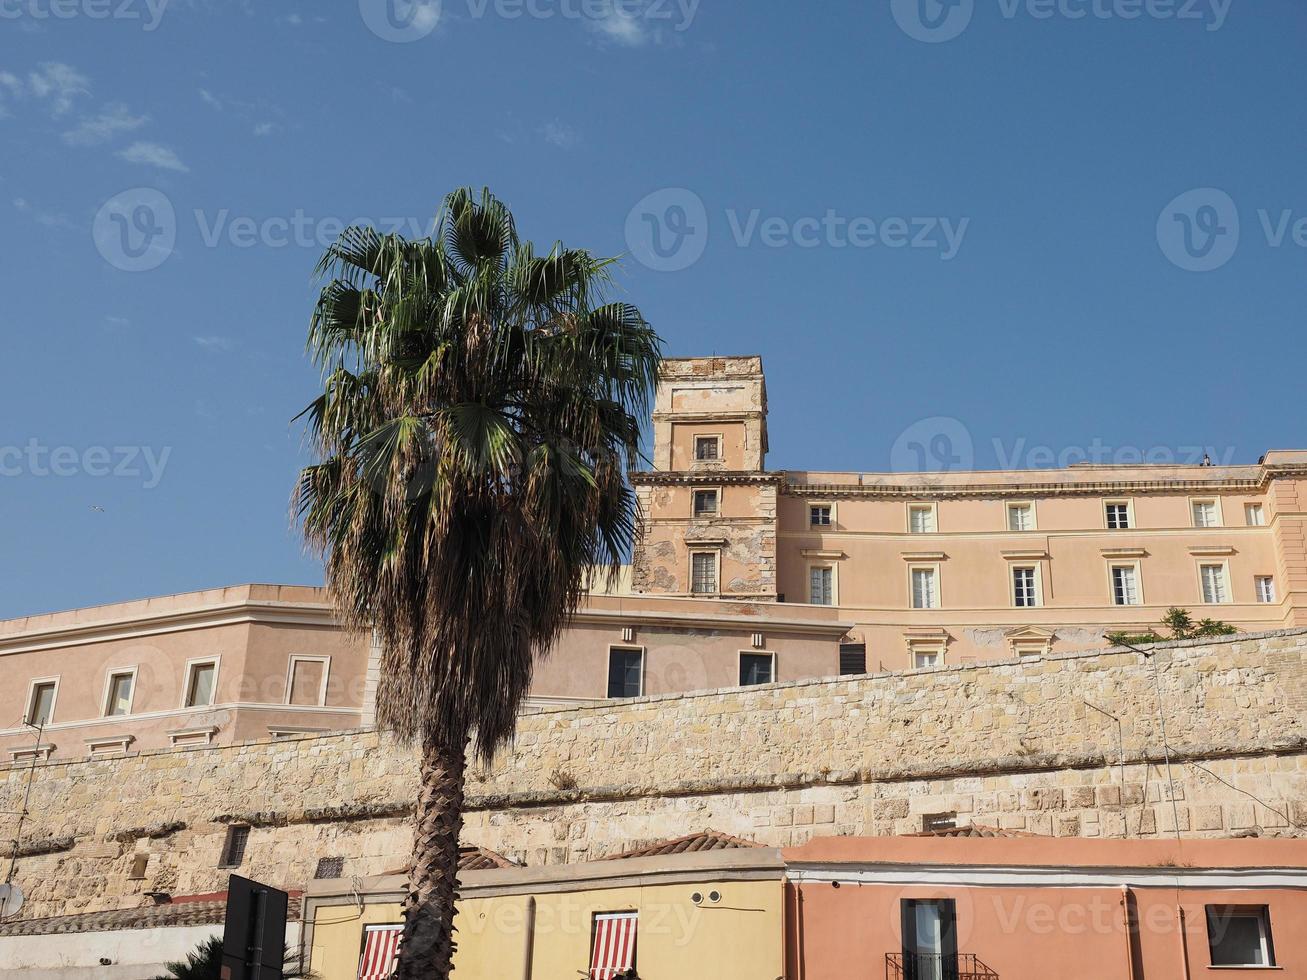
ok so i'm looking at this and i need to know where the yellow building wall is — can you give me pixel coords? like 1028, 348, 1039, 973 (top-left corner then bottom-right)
310, 879, 784, 980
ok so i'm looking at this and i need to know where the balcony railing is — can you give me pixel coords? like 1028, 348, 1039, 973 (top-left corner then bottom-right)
885, 953, 999, 980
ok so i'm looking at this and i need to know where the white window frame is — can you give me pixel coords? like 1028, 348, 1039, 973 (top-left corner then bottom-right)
738, 650, 777, 687
1189, 497, 1223, 529
1256, 576, 1277, 604
181, 657, 221, 709
1006, 501, 1037, 532
1104, 499, 1135, 530
1011, 565, 1043, 608
284, 655, 332, 707
692, 433, 722, 463
910, 645, 945, 670
1198, 561, 1233, 605
907, 502, 939, 534
100, 666, 138, 718
1109, 562, 1144, 606
689, 549, 721, 596
24, 676, 60, 728
809, 502, 835, 528
909, 564, 941, 610
1245, 503, 1266, 527
807, 562, 837, 606
606, 645, 646, 699
1205, 905, 1275, 968
691, 487, 721, 518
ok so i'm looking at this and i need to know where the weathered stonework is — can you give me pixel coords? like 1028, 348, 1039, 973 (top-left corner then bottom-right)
3, 630, 1307, 920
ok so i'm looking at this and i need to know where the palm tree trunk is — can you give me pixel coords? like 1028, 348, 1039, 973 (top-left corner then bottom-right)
394, 734, 468, 979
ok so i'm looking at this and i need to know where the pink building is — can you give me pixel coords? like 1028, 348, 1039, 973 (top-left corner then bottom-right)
784, 833, 1307, 979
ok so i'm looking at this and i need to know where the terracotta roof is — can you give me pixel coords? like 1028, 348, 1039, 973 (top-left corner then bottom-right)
908, 824, 1042, 839
600, 830, 763, 861
0, 894, 302, 938
382, 845, 521, 878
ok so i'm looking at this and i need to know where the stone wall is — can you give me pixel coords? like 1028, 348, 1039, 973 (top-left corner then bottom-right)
3, 629, 1307, 920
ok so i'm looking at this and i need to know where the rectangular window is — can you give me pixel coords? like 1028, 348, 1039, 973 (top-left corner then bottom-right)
913, 650, 941, 669
739, 653, 775, 687
1192, 500, 1220, 528
218, 825, 250, 869
922, 812, 957, 832
26, 681, 57, 727
809, 566, 834, 606
1013, 567, 1039, 608
287, 657, 328, 706
901, 899, 958, 977
690, 552, 718, 594
1246, 503, 1266, 526
591, 913, 639, 980
1111, 565, 1140, 606
1106, 502, 1132, 529
1256, 576, 1277, 604
1007, 503, 1035, 532
839, 643, 867, 676
1201, 564, 1231, 604
810, 504, 832, 527
357, 924, 403, 980
908, 504, 937, 534
607, 648, 644, 699
911, 568, 939, 609
104, 671, 134, 717
693, 436, 719, 461
1206, 906, 1274, 968
184, 661, 217, 708
692, 489, 719, 517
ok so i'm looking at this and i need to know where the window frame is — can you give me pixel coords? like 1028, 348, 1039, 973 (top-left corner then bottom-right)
908, 563, 941, 610
1006, 500, 1038, 532
1189, 497, 1224, 529
1198, 561, 1233, 605
1256, 575, 1277, 604
101, 666, 138, 718
691, 487, 721, 518
1245, 503, 1267, 527
1104, 499, 1135, 530
1108, 562, 1144, 606
1011, 565, 1043, 609
24, 676, 60, 728
217, 824, 251, 870
907, 502, 939, 534
606, 645, 646, 700
688, 549, 721, 596
807, 562, 837, 606
284, 655, 332, 707
912, 647, 944, 669
181, 657, 221, 709
809, 502, 834, 528
1205, 905, 1275, 968
692, 434, 722, 463
739, 651, 776, 687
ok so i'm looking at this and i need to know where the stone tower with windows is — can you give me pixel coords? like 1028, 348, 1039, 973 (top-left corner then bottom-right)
630, 356, 779, 600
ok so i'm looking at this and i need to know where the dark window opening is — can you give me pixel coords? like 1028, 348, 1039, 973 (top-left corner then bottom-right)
315, 856, 344, 879
218, 825, 250, 869
1206, 905, 1275, 967
839, 644, 867, 676
740, 653, 774, 687
922, 812, 957, 833
607, 648, 643, 699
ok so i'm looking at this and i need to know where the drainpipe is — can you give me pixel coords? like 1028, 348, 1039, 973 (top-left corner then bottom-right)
521, 895, 537, 980
793, 884, 806, 980
1120, 886, 1137, 980
1177, 905, 1193, 980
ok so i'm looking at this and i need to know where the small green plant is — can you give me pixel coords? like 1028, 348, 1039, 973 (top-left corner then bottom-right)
1107, 607, 1237, 647
153, 936, 314, 980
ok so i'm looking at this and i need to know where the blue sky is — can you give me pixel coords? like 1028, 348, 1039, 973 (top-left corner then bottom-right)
1, 0, 1304, 617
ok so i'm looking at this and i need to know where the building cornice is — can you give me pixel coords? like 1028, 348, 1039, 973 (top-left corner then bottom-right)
631, 470, 783, 487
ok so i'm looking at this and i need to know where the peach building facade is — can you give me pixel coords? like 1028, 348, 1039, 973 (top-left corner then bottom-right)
631, 356, 1307, 670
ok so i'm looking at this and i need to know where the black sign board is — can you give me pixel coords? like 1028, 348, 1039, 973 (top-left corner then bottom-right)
221, 874, 289, 980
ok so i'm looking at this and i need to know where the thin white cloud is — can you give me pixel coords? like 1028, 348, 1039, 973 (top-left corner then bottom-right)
117, 141, 189, 172
539, 119, 579, 149
27, 62, 90, 115
252, 121, 276, 137
587, 1, 648, 46
193, 335, 235, 352
62, 102, 148, 146
198, 88, 223, 111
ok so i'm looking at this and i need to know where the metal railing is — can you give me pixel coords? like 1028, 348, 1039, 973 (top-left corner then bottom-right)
885, 953, 999, 980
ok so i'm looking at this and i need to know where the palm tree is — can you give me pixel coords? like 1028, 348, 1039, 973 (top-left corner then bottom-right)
152, 936, 312, 980
295, 187, 660, 978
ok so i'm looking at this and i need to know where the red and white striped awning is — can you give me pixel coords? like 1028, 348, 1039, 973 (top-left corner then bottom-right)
590, 912, 638, 979
357, 923, 402, 980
